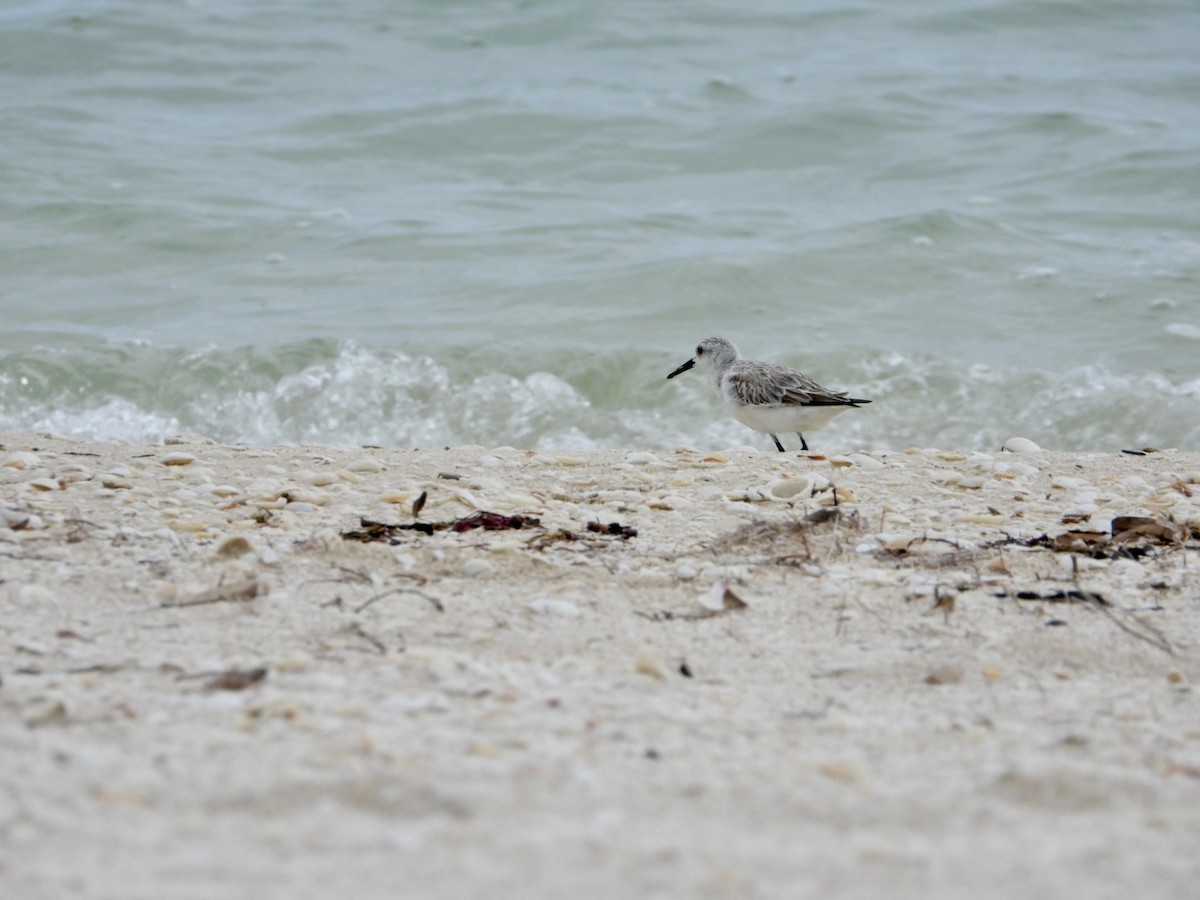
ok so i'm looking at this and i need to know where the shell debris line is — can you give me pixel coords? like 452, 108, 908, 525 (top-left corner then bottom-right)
1, 432, 1200, 898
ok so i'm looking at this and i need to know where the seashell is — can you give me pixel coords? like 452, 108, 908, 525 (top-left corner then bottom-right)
336, 469, 361, 484
963, 514, 1006, 525
3, 451, 41, 470
29, 478, 61, 491
1001, 437, 1042, 454
958, 476, 986, 490
283, 490, 330, 507
167, 520, 207, 533
562, 474, 599, 487
55, 465, 92, 484
624, 451, 661, 466
808, 474, 831, 492
447, 487, 480, 509
1050, 476, 1084, 490
162, 452, 196, 467
310, 472, 338, 487
828, 456, 854, 468
528, 598, 580, 617
768, 476, 813, 500
345, 457, 384, 473
817, 487, 855, 506
552, 455, 587, 467
2, 508, 41, 530
503, 493, 541, 510
633, 649, 668, 680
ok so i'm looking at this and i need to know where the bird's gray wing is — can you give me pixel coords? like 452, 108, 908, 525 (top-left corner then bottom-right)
728, 362, 856, 407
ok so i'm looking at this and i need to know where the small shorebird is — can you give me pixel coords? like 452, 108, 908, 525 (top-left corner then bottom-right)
667, 336, 871, 452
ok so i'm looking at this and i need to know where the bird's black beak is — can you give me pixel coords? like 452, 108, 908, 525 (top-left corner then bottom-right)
666, 358, 695, 380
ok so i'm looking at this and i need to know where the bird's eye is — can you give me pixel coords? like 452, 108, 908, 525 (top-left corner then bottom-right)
695, 346, 704, 356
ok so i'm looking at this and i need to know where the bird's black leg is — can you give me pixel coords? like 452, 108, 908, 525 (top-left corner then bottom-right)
796, 433, 809, 452
771, 434, 785, 453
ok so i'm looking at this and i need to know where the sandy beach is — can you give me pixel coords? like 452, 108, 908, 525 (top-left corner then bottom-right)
2, 431, 1199, 899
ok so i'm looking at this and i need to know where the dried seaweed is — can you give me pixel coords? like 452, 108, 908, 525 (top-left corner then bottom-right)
1005, 514, 1191, 561
586, 521, 638, 538
341, 511, 542, 544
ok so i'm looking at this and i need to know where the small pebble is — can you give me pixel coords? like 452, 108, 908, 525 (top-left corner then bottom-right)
528, 599, 580, 617
162, 452, 196, 467
925, 664, 965, 685
216, 535, 254, 558
463, 559, 495, 578
676, 563, 698, 581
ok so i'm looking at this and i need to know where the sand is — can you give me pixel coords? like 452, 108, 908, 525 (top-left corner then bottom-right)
2, 431, 1199, 899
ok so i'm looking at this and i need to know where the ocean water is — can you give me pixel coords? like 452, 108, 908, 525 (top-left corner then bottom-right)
2, 0, 1198, 451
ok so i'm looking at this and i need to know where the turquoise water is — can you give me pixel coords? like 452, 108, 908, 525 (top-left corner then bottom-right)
2, 0, 1199, 450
